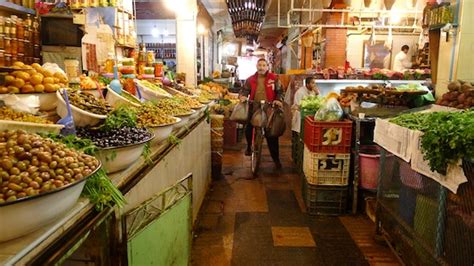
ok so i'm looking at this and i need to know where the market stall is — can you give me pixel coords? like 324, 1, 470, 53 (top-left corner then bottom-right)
0, 0, 219, 264
373, 105, 473, 265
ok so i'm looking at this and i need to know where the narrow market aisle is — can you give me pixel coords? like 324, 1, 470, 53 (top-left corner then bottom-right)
192, 133, 399, 266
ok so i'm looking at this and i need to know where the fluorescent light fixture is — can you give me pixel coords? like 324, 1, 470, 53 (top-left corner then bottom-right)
151, 26, 159, 37
389, 9, 401, 24
198, 24, 207, 35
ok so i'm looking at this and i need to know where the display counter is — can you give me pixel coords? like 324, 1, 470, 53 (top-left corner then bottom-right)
315, 79, 425, 96
0, 112, 211, 265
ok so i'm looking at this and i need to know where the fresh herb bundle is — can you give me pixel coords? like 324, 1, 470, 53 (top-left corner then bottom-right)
390, 110, 474, 175
98, 105, 138, 132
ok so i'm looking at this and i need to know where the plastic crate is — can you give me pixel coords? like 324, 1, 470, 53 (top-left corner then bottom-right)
303, 146, 350, 186
299, 109, 316, 140
303, 116, 352, 153
302, 178, 348, 216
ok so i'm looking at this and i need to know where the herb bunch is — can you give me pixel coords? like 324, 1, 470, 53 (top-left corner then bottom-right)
390, 110, 474, 175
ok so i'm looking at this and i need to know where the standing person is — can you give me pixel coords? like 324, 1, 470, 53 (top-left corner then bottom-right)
393, 45, 413, 72
291, 77, 320, 133
239, 58, 284, 169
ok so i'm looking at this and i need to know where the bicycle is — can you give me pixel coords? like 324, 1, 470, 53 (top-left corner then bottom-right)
250, 100, 280, 176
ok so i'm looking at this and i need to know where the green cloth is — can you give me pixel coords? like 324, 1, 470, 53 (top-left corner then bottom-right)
254, 75, 266, 102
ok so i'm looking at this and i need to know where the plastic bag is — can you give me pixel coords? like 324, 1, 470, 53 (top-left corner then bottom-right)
266, 108, 286, 137
230, 102, 249, 124
314, 98, 343, 121
251, 108, 267, 127
0, 94, 40, 114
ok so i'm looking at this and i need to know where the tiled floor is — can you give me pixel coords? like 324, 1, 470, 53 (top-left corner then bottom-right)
192, 132, 400, 266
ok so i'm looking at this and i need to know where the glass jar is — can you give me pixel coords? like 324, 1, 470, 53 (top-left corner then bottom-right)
70, 0, 80, 8
0, 17, 4, 37
18, 39, 24, 54
16, 18, 24, 41
33, 44, 40, 57
0, 52, 4, 66
5, 54, 12, 66
4, 38, 11, 54
28, 0, 34, 9
5, 19, 11, 39
64, 58, 80, 81
0, 35, 4, 51
25, 14, 32, 28
89, 0, 99, 7
99, 0, 108, 6
23, 26, 30, 41
17, 53, 23, 63
22, 0, 28, 8
10, 16, 16, 39
79, 0, 88, 8
11, 38, 17, 55
24, 40, 31, 57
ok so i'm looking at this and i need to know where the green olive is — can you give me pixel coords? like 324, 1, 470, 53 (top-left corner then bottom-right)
6, 189, 16, 197
29, 181, 40, 189
55, 168, 64, 175
8, 183, 23, 191
16, 161, 27, 171
6, 195, 17, 202
1, 159, 12, 170
9, 167, 20, 175
10, 175, 21, 184
34, 177, 43, 185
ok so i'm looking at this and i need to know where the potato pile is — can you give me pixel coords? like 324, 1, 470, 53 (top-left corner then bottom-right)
436, 80, 474, 109
0, 62, 69, 94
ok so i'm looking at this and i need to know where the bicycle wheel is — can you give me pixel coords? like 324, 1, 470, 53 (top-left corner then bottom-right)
251, 127, 263, 176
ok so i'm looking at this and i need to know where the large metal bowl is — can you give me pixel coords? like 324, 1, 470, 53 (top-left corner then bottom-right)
105, 86, 141, 108
96, 133, 154, 174
0, 164, 101, 242
173, 110, 196, 130
148, 118, 181, 144
56, 89, 107, 127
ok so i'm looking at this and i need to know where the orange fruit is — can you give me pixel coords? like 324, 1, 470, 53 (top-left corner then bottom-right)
30, 74, 44, 85
34, 84, 45, 93
13, 78, 25, 88
43, 77, 54, 84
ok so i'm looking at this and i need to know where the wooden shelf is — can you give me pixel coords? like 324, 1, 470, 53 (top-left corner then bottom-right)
116, 43, 137, 49
0, 1, 35, 15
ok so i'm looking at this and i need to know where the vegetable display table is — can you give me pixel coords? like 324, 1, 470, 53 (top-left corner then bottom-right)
0, 113, 211, 265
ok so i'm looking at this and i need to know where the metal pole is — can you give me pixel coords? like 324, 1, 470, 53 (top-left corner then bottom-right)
435, 186, 447, 257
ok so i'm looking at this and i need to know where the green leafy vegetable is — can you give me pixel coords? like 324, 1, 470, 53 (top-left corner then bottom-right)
82, 168, 126, 211
142, 142, 152, 165
300, 96, 324, 113
41, 133, 98, 155
168, 134, 182, 145
98, 105, 137, 132
41, 133, 126, 210
390, 110, 474, 174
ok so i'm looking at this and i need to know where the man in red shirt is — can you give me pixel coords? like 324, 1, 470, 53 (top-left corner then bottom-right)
239, 58, 284, 169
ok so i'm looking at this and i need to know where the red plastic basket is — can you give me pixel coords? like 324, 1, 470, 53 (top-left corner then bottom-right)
303, 116, 353, 153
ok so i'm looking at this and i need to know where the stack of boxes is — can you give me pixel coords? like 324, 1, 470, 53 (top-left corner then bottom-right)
302, 116, 353, 215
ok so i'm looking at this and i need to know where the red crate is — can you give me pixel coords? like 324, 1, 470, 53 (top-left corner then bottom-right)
303, 116, 352, 153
